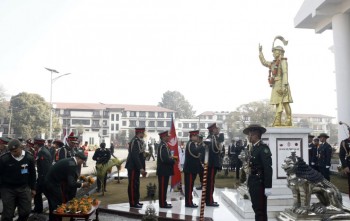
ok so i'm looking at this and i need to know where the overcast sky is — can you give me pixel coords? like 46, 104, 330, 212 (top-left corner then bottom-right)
0, 0, 336, 117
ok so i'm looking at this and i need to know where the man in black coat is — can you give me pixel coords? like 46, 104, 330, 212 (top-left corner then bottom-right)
308, 134, 318, 171
156, 131, 176, 208
57, 132, 78, 161
183, 130, 201, 208
45, 152, 89, 221
234, 140, 244, 179
0, 139, 36, 221
205, 123, 223, 207
228, 139, 236, 171
339, 127, 350, 199
196, 134, 205, 190
33, 138, 52, 214
244, 124, 273, 221
317, 133, 332, 181
125, 128, 146, 208
92, 142, 111, 192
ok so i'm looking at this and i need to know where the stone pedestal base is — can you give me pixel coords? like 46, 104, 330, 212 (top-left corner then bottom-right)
277, 209, 350, 221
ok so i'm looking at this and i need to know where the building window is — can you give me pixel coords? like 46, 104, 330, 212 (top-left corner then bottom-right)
183, 132, 189, 137
93, 111, 100, 116
167, 112, 172, 118
72, 119, 90, 125
111, 124, 114, 131
178, 132, 183, 137
148, 121, 155, 127
243, 116, 249, 121
89, 137, 94, 144
122, 112, 127, 117
122, 121, 127, 126
139, 121, 146, 127
103, 120, 107, 126
178, 123, 182, 128
130, 111, 136, 117
115, 124, 119, 130
139, 111, 146, 117
130, 120, 137, 127
149, 112, 155, 118
191, 123, 197, 129
158, 112, 164, 118
166, 121, 171, 127
111, 114, 114, 121
157, 121, 164, 127
64, 110, 70, 116
116, 114, 119, 121
217, 115, 223, 120
200, 123, 206, 129
92, 129, 99, 132
183, 123, 189, 128
208, 116, 213, 120
103, 130, 107, 136
92, 120, 99, 127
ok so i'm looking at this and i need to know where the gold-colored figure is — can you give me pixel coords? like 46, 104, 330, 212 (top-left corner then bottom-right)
259, 36, 293, 126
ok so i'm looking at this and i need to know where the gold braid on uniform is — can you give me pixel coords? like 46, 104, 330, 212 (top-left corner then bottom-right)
188, 141, 200, 158
211, 135, 221, 154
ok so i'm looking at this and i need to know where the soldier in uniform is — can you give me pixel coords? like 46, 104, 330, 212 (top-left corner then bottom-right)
339, 127, 350, 198
24, 139, 35, 156
32, 138, 52, 214
183, 130, 201, 208
156, 131, 176, 208
46, 139, 55, 164
317, 133, 332, 181
308, 134, 318, 171
205, 123, 223, 207
0, 137, 10, 155
228, 139, 236, 171
45, 152, 89, 221
196, 134, 205, 190
92, 142, 111, 192
57, 132, 77, 161
234, 140, 244, 179
125, 128, 146, 208
244, 124, 272, 221
0, 139, 36, 221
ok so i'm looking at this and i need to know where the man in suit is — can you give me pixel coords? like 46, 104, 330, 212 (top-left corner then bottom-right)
92, 142, 111, 192
317, 133, 332, 181
45, 152, 89, 221
125, 128, 146, 208
244, 124, 273, 221
205, 123, 223, 207
157, 131, 176, 208
183, 130, 201, 208
33, 138, 52, 214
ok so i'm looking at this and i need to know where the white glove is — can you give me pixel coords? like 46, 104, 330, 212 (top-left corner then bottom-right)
311, 162, 315, 165
326, 166, 330, 169
265, 188, 272, 197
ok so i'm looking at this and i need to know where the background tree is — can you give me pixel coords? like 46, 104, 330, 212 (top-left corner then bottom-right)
225, 99, 275, 139
158, 91, 195, 118
0, 85, 9, 127
10, 92, 51, 138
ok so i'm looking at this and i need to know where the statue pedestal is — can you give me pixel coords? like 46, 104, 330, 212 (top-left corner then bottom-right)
226, 127, 311, 219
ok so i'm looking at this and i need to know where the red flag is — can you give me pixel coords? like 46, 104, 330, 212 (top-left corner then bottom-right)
167, 116, 181, 190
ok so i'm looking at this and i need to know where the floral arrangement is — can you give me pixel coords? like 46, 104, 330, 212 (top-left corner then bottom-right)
55, 197, 99, 214
79, 175, 95, 184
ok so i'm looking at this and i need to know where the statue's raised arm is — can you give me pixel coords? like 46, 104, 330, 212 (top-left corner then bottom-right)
258, 36, 293, 127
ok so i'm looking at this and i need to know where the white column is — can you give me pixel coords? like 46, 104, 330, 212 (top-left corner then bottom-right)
332, 13, 350, 142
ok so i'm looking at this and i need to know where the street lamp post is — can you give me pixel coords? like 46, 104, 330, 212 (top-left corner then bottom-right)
7, 107, 12, 136
45, 67, 71, 139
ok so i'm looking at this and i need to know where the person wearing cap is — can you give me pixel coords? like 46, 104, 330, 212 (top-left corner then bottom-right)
57, 132, 78, 161
196, 134, 206, 190
0, 137, 10, 155
205, 123, 224, 207
46, 139, 55, 164
24, 139, 35, 156
317, 133, 332, 181
125, 127, 147, 208
93, 142, 111, 193
157, 130, 176, 209
32, 138, 52, 214
53, 140, 64, 163
339, 127, 350, 199
45, 151, 89, 221
0, 139, 36, 221
183, 130, 201, 208
259, 37, 293, 127
243, 124, 272, 221
308, 134, 317, 171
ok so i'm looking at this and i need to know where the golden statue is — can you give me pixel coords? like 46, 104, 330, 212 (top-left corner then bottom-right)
259, 36, 293, 127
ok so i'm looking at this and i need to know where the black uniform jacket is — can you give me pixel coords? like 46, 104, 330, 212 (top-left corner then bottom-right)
317, 142, 332, 167
183, 141, 201, 174
92, 148, 111, 164
125, 136, 143, 170
249, 141, 272, 188
36, 147, 52, 183
339, 138, 350, 168
45, 158, 81, 190
207, 134, 223, 169
156, 141, 175, 176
